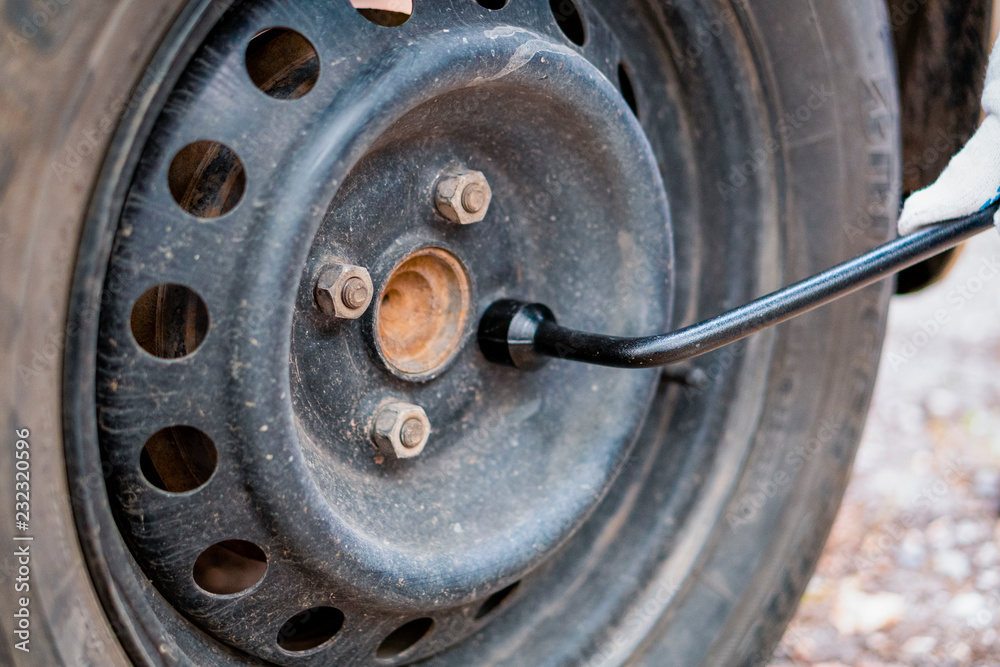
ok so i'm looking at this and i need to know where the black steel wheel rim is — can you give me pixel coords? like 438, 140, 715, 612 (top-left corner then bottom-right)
66, 1, 789, 665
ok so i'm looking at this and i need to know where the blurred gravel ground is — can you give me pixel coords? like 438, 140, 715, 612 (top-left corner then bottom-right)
771, 234, 1000, 667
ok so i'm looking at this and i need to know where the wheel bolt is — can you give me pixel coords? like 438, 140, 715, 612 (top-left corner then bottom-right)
372, 402, 431, 459
400, 418, 426, 449
435, 169, 492, 225
461, 184, 488, 214
315, 263, 373, 320
341, 277, 370, 310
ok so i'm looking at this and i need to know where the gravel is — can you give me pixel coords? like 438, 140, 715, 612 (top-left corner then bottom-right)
771, 233, 1000, 666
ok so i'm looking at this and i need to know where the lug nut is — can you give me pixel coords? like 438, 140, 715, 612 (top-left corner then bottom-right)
435, 169, 492, 225
315, 263, 373, 320
372, 402, 431, 459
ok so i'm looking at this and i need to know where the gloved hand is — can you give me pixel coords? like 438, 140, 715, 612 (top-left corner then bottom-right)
899, 36, 1000, 235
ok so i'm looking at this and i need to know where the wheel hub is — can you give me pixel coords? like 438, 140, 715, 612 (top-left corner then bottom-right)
371, 247, 472, 378
93, 1, 673, 664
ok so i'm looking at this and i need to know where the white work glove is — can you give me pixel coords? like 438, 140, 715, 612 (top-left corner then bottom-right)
899, 36, 1000, 235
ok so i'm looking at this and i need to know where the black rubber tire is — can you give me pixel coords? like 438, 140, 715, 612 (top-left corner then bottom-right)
0, 1, 898, 665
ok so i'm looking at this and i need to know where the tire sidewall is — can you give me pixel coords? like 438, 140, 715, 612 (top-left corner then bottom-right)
630, 1, 900, 664
0, 2, 204, 665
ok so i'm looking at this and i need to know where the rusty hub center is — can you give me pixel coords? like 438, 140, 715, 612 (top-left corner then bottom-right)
375, 248, 471, 378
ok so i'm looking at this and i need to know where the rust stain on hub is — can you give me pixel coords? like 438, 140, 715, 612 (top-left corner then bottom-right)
376, 248, 471, 378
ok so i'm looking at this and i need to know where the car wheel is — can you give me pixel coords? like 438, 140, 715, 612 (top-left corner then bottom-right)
0, 0, 899, 665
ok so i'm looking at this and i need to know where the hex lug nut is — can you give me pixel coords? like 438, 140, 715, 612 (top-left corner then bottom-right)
372, 402, 431, 460
315, 263, 373, 320
435, 169, 492, 225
